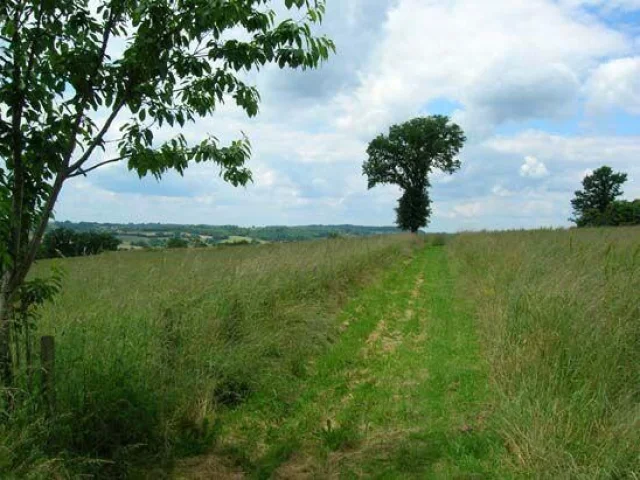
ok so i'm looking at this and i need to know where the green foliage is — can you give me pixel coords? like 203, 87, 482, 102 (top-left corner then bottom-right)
363, 116, 466, 232
130, 240, 150, 248
0, 0, 334, 387
577, 199, 640, 227
166, 237, 188, 249
39, 228, 121, 258
13, 269, 63, 329
223, 238, 252, 246
571, 166, 632, 227
395, 186, 431, 232
608, 199, 640, 225
9, 268, 63, 402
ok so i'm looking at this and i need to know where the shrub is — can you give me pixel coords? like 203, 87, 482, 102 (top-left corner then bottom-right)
166, 237, 189, 249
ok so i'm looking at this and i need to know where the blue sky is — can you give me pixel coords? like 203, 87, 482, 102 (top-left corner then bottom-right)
58, 0, 640, 231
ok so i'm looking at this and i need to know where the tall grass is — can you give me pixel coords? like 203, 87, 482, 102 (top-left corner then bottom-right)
449, 227, 640, 478
0, 235, 416, 477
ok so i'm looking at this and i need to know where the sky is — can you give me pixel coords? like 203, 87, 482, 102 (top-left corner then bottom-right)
57, 0, 640, 231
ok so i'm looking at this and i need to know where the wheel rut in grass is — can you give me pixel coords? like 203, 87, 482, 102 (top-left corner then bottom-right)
172, 247, 502, 479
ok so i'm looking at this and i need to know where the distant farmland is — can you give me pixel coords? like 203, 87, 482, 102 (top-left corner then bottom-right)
51, 221, 403, 247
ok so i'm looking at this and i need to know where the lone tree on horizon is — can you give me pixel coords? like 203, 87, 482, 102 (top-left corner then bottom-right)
363, 116, 466, 233
571, 166, 639, 227
0, 0, 334, 387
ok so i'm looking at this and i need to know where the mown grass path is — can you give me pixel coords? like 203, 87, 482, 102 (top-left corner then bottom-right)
174, 247, 504, 479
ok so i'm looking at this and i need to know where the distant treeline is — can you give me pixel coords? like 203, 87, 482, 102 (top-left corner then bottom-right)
39, 228, 121, 259
50, 222, 402, 243
575, 199, 640, 228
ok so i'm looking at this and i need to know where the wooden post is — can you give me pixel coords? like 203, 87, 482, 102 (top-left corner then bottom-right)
40, 336, 55, 413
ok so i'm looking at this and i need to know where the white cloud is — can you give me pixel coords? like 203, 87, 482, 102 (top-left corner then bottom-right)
522, 199, 555, 215
334, 0, 628, 138
453, 202, 485, 218
253, 166, 276, 188
483, 131, 640, 202
492, 185, 515, 197
488, 131, 640, 165
436, 189, 562, 227
520, 156, 550, 178
585, 57, 640, 114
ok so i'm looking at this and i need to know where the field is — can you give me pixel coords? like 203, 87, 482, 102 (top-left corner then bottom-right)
1, 235, 417, 477
449, 227, 640, 477
1, 228, 638, 478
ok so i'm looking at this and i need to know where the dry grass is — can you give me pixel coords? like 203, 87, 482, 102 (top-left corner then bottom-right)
449, 227, 640, 478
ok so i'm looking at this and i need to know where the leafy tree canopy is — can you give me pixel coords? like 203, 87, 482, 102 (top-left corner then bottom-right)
363, 116, 466, 232
571, 166, 628, 227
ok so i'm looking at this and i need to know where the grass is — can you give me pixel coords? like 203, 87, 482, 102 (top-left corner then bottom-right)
173, 246, 501, 479
2, 226, 638, 478
0, 234, 416, 478
449, 227, 640, 478
174, 227, 639, 478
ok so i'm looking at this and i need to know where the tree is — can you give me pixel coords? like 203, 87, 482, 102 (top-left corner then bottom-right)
362, 116, 466, 233
39, 227, 78, 258
166, 237, 188, 249
0, 0, 334, 387
571, 166, 628, 227
575, 199, 640, 227
610, 199, 640, 225
39, 228, 121, 258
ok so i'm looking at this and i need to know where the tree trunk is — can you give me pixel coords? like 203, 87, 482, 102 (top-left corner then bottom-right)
0, 272, 13, 388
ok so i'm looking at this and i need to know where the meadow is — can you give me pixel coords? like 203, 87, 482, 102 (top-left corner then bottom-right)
449, 227, 640, 478
1, 227, 638, 478
1, 235, 417, 477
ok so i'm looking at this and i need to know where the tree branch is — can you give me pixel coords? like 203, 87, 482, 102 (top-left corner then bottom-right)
11, 172, 65, 291
62, 8, 119, 167
23, 2, 44, 89
66, 96, 126, 175
13, 6, 121, 290
9, 1, 26, 277
14, 0, 33, 30
67, 156, 125, 178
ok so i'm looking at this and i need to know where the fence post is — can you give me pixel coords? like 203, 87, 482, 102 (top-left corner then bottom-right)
40, 336, 55, 413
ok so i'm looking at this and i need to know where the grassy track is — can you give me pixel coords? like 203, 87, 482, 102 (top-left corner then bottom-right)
175, 246, 503, 478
